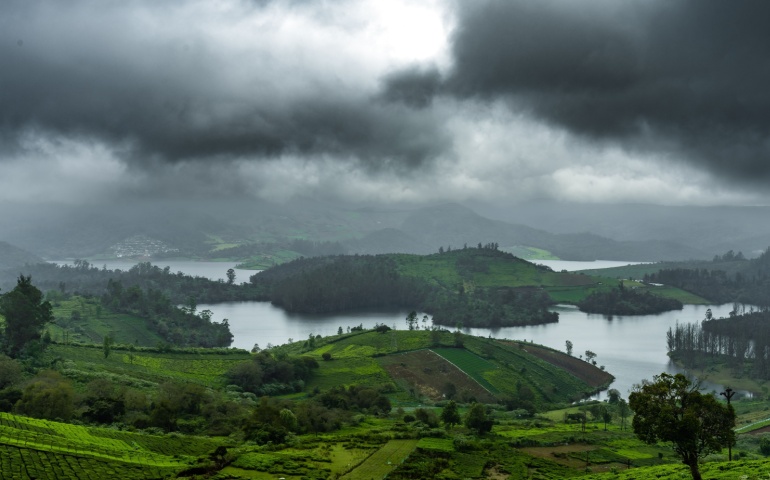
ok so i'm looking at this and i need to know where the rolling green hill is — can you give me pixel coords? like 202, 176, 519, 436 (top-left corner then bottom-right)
2, 326, 769, 479
252, 247, 705, 328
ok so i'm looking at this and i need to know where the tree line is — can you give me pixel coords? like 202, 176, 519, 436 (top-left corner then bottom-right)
644, 247, 770, 306
666, 308, 770, 379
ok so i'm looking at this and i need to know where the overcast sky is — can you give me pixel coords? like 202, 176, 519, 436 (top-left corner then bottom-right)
1, 0, 769, 208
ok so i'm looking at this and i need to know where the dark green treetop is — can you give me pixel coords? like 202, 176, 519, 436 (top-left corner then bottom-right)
0, 275, 53, 357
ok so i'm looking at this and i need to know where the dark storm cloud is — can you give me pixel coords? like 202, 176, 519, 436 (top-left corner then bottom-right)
446, 0, 770, 181
0, 1, 448, 172
379, 66, 442, 109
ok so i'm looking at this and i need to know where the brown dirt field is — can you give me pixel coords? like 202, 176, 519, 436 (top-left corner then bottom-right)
521, 446, 626, 472
502, 341, 613, 387
745, 425, 770, 435
377, 349, 496, 403
485, 465, 509, 479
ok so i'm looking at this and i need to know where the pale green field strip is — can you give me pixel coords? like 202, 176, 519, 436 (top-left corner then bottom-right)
340, 439, 418, 480
430, 348, 500, 393
735, 416, 770, 434
0, 413, 197, 467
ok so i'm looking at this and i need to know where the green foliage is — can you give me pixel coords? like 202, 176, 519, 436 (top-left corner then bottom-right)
578, 282, 684, 315
226, 351, 318, 396
440, 400, 461, 428
15, 370, 74, 421
0, 411, 220, 478
432, 347, 499, 393
629, 373, 735, 479
1, 275, 53, 357
759, 435, 770, 456
0, 354, 22, 389
465, 403, 493, 435
341, 439, 418, 479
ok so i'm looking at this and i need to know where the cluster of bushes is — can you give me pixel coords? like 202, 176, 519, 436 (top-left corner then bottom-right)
225, 351, 318, 396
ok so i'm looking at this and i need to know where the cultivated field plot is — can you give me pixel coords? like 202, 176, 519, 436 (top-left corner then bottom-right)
430, 348, 499, 393
340, 439, 418, 480
48, 344, 251, 386
377, 349, 496, 403
0, 412, 213, 479
505, 341, 614, 388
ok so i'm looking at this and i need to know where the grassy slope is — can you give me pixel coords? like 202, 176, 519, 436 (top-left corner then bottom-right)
297, 330, 607, 407
391, 250, 702, 305
0, 412, 221, 479
46, 344, 251, 389
3, 329, 769, 479
48, 296, 166, 347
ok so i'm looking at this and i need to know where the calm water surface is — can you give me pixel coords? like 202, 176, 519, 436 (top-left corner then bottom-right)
200, 300, 741, 399
59, 259, 743, 398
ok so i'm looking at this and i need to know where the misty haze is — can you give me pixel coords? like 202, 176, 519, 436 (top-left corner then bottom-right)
1, 1, 769, 479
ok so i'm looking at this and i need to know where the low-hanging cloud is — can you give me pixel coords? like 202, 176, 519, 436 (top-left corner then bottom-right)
446, 0, 770, 183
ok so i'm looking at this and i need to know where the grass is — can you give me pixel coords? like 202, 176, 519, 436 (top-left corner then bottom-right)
391, 250, 700, 306
431, 347, 500, 393
500, 245, 559, 260
0, 412, 220, 479
49, 296, 165, 347
46, 344, 251, 389
340, 439, 418, 480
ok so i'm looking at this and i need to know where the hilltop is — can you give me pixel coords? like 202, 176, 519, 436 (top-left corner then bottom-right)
250, 247, 703, 327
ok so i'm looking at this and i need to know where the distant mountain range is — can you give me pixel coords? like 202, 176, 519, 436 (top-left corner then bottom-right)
1, 199, 761, 262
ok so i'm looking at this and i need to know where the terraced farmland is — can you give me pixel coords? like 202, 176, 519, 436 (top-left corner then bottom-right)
340, 439, 418, 480
0, 412, 221, 479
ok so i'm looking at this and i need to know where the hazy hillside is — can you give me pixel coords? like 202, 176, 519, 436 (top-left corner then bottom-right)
0, 241, 44, 270
483, 202, 770, 258
0, 200, 708, 261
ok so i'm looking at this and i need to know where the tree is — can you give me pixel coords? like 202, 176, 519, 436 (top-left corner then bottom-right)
15, 370, 74, 421
629, 373, 735, 480
103, 335, 113, 359
465, 403, 493, 435
226, 268, 236, 285
584, 350, 597, 363
565, 340, 573, 356
441, 400, 461, 429
617, 398, 630, 431
0, 276, 53, 357
406, 311, 418, 330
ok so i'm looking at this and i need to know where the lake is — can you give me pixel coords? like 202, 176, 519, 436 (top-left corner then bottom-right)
60, 258, 743, 399
200, 300, 740, 399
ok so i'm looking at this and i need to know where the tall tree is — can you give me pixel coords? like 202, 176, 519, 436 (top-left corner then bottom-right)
0, 276, 53, 357
629, 373, 735, 480
465, 403, 493, 435
441, 400, 461, 429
